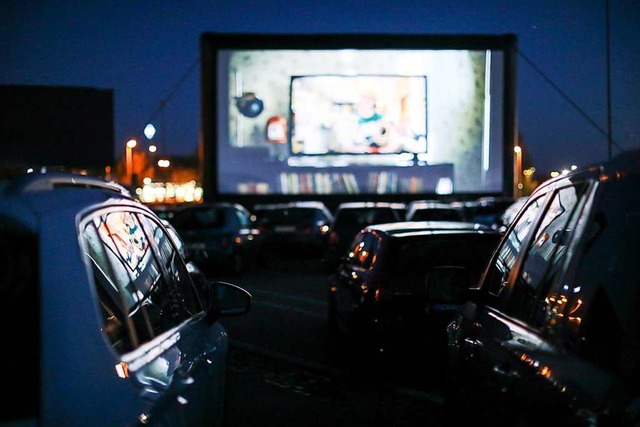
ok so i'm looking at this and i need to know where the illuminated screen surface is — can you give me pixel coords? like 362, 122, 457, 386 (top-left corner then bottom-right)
202, 33, 515, 197
290, 75, 427, 156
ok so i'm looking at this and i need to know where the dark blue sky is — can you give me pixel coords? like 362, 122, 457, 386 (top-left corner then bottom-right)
2, 0, 639, 176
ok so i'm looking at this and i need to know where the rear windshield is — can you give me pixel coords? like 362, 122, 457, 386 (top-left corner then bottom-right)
336, 207, 398, 228
390, 233, 502, 277
172, 207, 226, 229
259, 208, 325, 225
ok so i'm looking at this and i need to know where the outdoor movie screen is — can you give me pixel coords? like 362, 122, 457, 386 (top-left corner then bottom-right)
202, 33, 516, 197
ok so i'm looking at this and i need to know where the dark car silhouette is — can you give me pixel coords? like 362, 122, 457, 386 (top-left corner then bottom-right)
322, 201, 406, 271
439, 149, 640, 426
327, 220, 503, 373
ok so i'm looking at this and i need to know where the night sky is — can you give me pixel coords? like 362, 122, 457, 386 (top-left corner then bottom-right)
2, 0, 639, 177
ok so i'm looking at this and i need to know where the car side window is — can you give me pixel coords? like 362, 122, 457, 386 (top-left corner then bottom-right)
484, 194, 547, 298
83, 210, 200, 354
503, 184, 587, 323
232, 208, 249, 228
138, 214, 201, 315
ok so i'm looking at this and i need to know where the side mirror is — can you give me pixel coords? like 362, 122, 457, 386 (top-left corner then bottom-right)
206, 281, 252, 323
425, 266, 471, 305
552, 228, 571, 246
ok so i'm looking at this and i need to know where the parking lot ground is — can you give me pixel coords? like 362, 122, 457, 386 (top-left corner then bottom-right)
225, 342, 445, 427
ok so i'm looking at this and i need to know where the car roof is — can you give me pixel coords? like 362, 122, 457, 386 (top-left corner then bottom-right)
254, 201, 329, 210
177, 201, 245, 211
529, 148, 640, 198
336, 201, 407, 210
0, 172, 142, 232
364, 220, 497, 238
406, 200, 461, 213
3, 171, 131, 197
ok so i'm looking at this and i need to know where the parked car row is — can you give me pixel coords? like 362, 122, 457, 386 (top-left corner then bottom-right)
9, 146, 638, 426
148, 196, 520, 278
320, 149, 640, 426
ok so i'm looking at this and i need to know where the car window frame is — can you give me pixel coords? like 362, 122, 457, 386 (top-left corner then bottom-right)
502, 182, 590, 324
80, 205, 203, 354
479, 178, 596, 322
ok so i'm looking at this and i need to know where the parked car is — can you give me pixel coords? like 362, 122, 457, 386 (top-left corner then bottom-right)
327, 220, 503, 369
148, 203, 181, 224
0, 172, 252, 426
440, 149, 640, 426
253, 201, 333, 257
405, 200, 465, 222
322, 201, 406, 271
171, 202, 262, 276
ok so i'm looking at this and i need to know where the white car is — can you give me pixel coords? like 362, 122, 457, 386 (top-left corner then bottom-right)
0, 172, 251, 426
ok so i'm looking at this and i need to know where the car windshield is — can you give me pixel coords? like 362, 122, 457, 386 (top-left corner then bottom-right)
259, 208, 321, 225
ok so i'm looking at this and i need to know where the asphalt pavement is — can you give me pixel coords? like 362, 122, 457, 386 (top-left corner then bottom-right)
225, 341, 445, 427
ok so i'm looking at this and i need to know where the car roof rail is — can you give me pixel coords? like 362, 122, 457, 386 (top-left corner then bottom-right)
3, 172, 132, 197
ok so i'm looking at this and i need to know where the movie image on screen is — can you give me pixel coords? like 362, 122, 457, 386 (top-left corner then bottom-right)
201, 33, 517, 198
290, 75, 427, 156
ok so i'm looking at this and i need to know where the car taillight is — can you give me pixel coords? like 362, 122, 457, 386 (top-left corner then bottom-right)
328, 231, 339, 245
375, 287, 392, 302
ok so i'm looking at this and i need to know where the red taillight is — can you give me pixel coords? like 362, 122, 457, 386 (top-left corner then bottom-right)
328, 231, 339, 245
375, 287, 392, 302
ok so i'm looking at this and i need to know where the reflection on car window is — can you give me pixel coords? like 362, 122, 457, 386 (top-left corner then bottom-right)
138, 214, 201, 315
347, 232, 378, 269
505, 184, 587, 322
485, 194, 546, 298
83, 210, 200, 354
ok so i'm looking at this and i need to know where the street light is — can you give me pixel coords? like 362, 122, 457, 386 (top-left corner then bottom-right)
126, 138, 137, 185
514, 145, 522, 198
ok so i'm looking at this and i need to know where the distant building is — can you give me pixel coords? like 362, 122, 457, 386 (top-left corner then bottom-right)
0, 84, 114, 177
